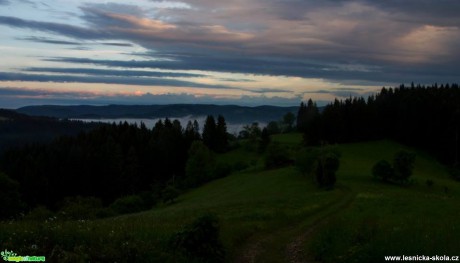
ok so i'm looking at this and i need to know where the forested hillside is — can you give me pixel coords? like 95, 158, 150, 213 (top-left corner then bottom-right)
0, 109, 101, 152
298, 83, 460, 166
0, 116, 231, 209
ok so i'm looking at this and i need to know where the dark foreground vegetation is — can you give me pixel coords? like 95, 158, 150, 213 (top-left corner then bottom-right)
0, 83, 459, 262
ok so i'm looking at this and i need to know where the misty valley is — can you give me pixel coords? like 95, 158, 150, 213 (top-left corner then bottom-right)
73, 116, 266, 136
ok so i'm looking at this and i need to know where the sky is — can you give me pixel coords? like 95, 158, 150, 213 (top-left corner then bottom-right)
0, 0, 459, 108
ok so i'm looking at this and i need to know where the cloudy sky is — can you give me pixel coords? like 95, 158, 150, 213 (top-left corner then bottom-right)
0, 0, 459, 108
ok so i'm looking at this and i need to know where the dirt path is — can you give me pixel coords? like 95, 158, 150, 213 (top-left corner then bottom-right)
234, 186, 355, 263
285, 188, 355, 263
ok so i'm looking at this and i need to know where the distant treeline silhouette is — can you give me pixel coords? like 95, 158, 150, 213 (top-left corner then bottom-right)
298, 83, 460, 166
0, 109, 101, 152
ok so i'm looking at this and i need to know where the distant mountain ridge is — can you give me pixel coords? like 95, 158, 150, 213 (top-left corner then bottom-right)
16, 104, 299, 123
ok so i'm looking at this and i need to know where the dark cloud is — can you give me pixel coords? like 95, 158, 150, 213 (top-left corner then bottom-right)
43, 56, 350, 78
368, 0, 460, 26
0, 87, 49, 96
102, 42, 133, 47
80, 3, 146, 23
68, 47, 92, 51
0, 10, 253, 50
330, 87, 364, 91
23, 67, 207, 78
250, 88, 292, 94
0, 70, 292, 95
18, 36, 133, 47
0, 16, 109, 40
0, 0, 10, 5
2, 1, 460, 64
219, 78, 255, 83
0, 71, 235, 90
303, 90, 332, 94
18, 36, 81, 45
46, 55, 460, 85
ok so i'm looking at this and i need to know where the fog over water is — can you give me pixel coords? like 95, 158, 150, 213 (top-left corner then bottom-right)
75, 116, 267, 135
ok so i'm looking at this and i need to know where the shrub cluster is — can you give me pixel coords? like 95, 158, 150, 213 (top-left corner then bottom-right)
296, 146, 341, 189
264, 142, 292, 169
372, 150, 416, 184
169, 214, 225, 263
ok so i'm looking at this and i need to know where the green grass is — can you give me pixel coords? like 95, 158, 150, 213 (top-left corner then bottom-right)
310, 140, 460, 262
217, 141, 262, 170
272, 133, 303, 145
1, 134, 459, 262
0, 135, 339, 262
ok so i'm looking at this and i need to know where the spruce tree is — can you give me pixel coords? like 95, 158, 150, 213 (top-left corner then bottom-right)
203, 115, 217, 151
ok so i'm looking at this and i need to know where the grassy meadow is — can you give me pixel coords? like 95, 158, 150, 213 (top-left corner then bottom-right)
0, 134, 459, 262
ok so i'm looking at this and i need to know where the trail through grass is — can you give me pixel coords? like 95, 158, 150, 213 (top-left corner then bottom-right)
308, 141, 460, 263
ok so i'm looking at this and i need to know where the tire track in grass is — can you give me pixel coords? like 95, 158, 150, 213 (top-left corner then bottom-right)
285, 186, 355, 263
234, 185, 354, 263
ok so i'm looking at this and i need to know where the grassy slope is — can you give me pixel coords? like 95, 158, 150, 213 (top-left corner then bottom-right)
1, 135, 459, 262
311, 140, 460, 262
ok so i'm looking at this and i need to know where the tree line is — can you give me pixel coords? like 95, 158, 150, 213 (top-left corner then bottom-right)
0, 109, 101, 153
298, 83, 460, 167
0, 115, 230, 213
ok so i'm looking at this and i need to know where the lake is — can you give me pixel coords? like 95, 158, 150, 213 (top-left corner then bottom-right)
73, 116, 267, 135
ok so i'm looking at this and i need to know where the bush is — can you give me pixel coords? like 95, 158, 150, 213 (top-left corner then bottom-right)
161, 185, 181, 204
169, 214, 225, 263
185, 141, 216, 187
58, 196, 105, 220
266, 121, 281, 135
232, 161, 249, 171
24, 206, 54, 221
138, 190, 157, 208
110, 195, 145, 214
213, 162, 233, 179
0, 172, 25, 219
448, 166, 460, 181
372, 160, 394, 182
315, 149, 340, 188
264, 142, 291, 168
295, 148, 318, 176
296, 146, 340, 188
426, 179, 435, 187
372, 150, 416, 184
258, 127, 271, 153
393, 150, 416, 182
